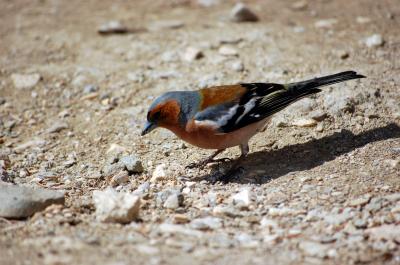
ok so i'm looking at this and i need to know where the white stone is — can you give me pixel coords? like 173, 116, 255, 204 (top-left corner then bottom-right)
365, 34, 384, 48
11, 73, 41, 89
314, 19, 337, 28
190, 217, 223, 230
232, 189, 251, 208
158, 223, 203, 238
163, 194, 180, 209
182, 47, 203, 62
218, 46, 238, 56
151, 164, 167, 182
231, 61, 244, 72
93, 188, 140, 223
299, 241, 330, 258
292, 118, 317, 127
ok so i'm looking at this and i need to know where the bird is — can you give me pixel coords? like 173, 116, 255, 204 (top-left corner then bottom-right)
141, 71, 365, 180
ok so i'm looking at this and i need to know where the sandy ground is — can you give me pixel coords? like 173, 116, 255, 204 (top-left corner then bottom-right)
0, 0, 399, 264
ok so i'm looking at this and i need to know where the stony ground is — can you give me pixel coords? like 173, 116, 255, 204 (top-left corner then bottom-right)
1, 0, 400, 264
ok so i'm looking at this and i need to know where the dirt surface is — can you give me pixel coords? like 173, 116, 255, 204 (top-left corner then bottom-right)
1, 0, 400, 264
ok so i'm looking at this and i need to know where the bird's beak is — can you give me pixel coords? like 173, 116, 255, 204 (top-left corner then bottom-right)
141, 121, 157, 136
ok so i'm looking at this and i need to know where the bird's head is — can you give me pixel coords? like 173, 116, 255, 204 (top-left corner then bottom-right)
141, 92, 184, 136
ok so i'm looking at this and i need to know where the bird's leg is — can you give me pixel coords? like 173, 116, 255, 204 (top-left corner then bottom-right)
219, 143, 249, 182
186, 149, 226, 169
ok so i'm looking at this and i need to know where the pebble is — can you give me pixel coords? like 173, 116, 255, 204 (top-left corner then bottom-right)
231, 60, 244, 72
292, 118, 317, 127
232, 189, 251, 208
151, 164, 167, 182
182, 47, 203, 62
98, 20, 128, 35
366, 224, 400, 242
291, 0, 307, 10
110, 170, 130, 186
173, 214, 190, 224
213, 205, 238, 217
11, 73, 41, 89
356, 16, 371, 24
348, 194, 372, 207
14, 138, 47, 153
46, 121, 68, 134
218, 46, 238, 56
235, 233, 259, 248
93, 188, 140, 223
197, 0, 219, 7
148, 20, 184, 31
83, 84, 98, 94
314, 19, 337, 28
299, 241, 330, 258
120, 155, 144, 173
0, 183, 65, 218
384, 159, 399, 169
364, 34, 384, 48
158, 223, 203, 238
230, 3, 259, 22
190, 217, 223, 230
164, 193, 181, 209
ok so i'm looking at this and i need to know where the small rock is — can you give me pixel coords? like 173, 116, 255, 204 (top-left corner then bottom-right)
120, 155, 144, 173
231, 61, 244, 72
110, 171, 130, 186
364, 34, 384, 48
299, 241, 330, 258
98, 20, 128, 35
230, 3, 259, 22
148, 20, 184, 30
213, 205, 238, 217
83, 84, 98, 94
0, 183, 65, 218
292, 118, 317, 127
151, 164, 167, 182
197, 0, 219, 7
235, 233, 259, 248
218, 46, 238, 56
191, 217, 223, 230
356, 16, 371, 24
232, 189, 251, 209
366, 224, 400, 242
135, 245, 160, 255
14, 138, 46, 153
182, 47, 203, 62
384, 159, 399, 169
314, 19, 337, 28
354, 218, 368, 229
291, 0, 308, 10
173, 214, 190, 224
93, 188, 140, 223
164, 193, 181, 209
11, 73, 41, 89
158, 223, 203, 238
260, 217, 278, 229
309, 110, 327, 121
348, 194, 372, 207
103, 163, 126, 178
46, 121, 68, 133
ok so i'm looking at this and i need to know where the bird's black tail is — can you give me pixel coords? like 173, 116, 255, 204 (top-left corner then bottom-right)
287, 71, 366, 94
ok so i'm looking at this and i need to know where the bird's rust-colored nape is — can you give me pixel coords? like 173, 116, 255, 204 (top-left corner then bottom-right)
199, 85, 246, 109
149, 99, 181, 126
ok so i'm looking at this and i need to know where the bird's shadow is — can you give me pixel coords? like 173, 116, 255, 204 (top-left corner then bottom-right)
198, 123, 400, 184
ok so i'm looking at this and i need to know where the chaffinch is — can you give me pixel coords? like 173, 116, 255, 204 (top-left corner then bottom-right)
142, 71, 365, 177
